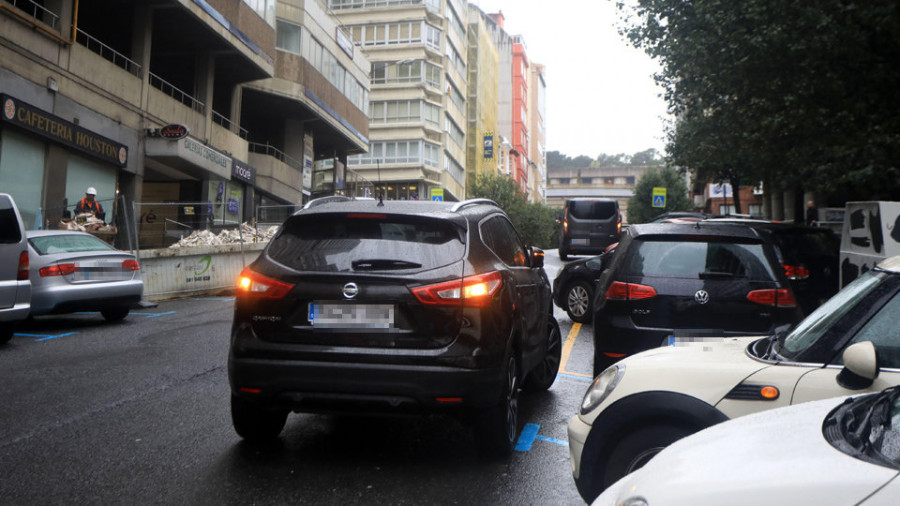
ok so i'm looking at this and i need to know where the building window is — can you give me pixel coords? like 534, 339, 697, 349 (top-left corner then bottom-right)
276, 20, 302, 54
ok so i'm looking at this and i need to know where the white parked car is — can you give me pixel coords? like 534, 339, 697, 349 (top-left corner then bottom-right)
569, 255, 900, 503
595, 388, 900, 506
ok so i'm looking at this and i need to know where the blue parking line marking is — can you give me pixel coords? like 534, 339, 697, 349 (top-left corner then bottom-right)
14, 332, 79, 341
559, 372, 593, 382
190, 297, 235, 301
515, 423, 569, 452
535, 435, 569, 447
515, 423, 541, 451
132, 311, 176, 318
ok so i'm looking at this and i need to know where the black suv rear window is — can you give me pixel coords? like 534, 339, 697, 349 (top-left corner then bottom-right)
627, 239, 776, 280
568, 200, 617, 220
267, 213, 465, 272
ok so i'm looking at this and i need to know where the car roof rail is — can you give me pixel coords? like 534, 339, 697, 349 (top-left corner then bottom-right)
302, 195, 351, 210
449, 198, 500, 213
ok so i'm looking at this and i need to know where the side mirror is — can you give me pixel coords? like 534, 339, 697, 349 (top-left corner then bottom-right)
531, 247, 545, 269
837, 341, 879, 390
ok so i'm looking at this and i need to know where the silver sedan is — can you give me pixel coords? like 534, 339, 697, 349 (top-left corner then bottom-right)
26, 230, 143, 321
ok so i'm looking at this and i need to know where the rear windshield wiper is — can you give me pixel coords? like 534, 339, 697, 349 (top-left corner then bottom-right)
699, 270, 743, 279
351, 259, 423, 271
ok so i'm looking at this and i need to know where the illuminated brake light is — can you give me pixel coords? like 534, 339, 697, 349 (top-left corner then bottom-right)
236, 267, 294, 299
17, 251, 29, 281
747, 289, 797, 308
782, 264, 810, 280
122, 259, 140, 271
39, 263, 78, 277
412, 271, 503, 307
605, 281, 657, 301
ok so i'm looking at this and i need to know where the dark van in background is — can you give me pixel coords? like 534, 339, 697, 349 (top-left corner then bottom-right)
558, 198, 622, 260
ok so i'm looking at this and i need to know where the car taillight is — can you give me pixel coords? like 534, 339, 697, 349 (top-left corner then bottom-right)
563, 209, 569, 234
412, 271, 502, 307
39, 263, 78, 277
605, 281, 657, 301
122, 259, 140, 271
236, 267, 294, 299
782, 264, 810, 280
17, 251, 29, 280
747, 289, 797, 308
616, 217, 622, 235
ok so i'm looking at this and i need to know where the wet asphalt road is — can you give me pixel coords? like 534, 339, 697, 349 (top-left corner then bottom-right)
0, 250, 597, 505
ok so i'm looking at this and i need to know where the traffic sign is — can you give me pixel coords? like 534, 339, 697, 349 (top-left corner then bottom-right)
652, 187, 667, 208
430, 188, 444, 201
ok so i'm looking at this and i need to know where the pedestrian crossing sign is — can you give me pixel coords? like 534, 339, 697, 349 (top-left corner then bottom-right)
652, 187, 666, 208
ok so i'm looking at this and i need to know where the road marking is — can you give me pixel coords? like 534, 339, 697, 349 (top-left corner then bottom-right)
559, 372, 592, 382
559, 322, 592, 378
190, 297, 235, 301
515, 423, 569, 451
15, 332, 79, 341
131, 311, 176, 318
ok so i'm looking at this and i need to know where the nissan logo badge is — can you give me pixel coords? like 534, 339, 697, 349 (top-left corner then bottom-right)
694, 290, 710, 305
343, 282, 359, 299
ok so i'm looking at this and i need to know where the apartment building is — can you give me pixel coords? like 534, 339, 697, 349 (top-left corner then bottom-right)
0, 0, 369, 248
329, 0, 468, 202
464, 4, 500, 193
528, 63, 547, 204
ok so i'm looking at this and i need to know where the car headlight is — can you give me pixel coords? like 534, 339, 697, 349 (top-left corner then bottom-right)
580, 363, 625, 414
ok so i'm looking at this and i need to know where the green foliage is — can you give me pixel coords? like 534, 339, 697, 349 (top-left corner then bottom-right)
627, 167, 693, 223
468, 173, 560, 249
619, 0, 900, 202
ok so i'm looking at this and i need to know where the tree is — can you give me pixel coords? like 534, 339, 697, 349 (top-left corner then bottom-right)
626, 167, 692, 223
618, 0, 900, 203
468, 173, 559, 249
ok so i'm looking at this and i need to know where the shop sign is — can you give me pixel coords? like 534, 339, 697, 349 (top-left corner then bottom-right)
1, 93, 128, 167
483, 134, 494, 159
231, 159, 256, 185
158, 124, 190, 139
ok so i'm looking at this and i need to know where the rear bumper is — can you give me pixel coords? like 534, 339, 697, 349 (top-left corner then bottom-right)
31, 279, 143, 315
228, 355, 506, 414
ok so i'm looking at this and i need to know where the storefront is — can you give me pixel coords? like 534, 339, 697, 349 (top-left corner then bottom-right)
0, 94, 128, 230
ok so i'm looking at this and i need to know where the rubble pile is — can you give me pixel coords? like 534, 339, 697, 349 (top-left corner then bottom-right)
168, 223, 279, 249
60, 213, 117, 234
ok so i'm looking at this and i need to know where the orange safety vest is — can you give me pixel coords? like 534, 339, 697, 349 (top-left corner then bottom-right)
78, 197, 102, 215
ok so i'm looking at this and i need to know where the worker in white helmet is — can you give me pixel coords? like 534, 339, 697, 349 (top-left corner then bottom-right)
75, 187, 106, 220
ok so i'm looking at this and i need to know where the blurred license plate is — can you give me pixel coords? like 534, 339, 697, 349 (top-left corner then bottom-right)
571, 239, 590, 246
308, 302, 394, 328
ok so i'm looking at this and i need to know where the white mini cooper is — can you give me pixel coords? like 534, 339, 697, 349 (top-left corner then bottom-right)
569, 255, 900, 503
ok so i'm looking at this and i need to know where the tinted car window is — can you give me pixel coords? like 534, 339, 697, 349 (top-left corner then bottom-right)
626, 239, 776, 280
846, 290, 900, 368
267, 213, 465, 272
482, 216, 527, 267
569, 200, 617, 220
29, 234, 115, 254
771, 229, 838, 263
0, 197, 22, 243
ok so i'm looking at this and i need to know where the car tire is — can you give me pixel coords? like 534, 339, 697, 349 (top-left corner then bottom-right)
565, 280, 593, 323
474, 353, 519, 458
522, 316, 562, 392
231, 394, 289, 442
101, 306, 130, 322
0, 325, 14, 344
560, 251, 568, 261
601, 425, 693, 489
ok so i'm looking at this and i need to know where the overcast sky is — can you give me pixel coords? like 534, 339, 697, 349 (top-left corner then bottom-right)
470, 0, 671, 159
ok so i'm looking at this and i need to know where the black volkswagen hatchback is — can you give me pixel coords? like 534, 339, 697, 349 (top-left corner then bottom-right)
592, 222, 804, 375
229, 197, 560, 456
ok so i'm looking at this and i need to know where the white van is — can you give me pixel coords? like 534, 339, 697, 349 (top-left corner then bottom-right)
0, 193, 31, 343
839, 201, 900, 287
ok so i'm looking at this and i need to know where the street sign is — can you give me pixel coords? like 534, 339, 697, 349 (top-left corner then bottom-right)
431, 188, 444, 201
652, 187, 666, 208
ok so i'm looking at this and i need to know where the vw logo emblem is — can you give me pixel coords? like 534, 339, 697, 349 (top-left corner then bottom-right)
694, 290, 710, 304
342, 282, 360, 299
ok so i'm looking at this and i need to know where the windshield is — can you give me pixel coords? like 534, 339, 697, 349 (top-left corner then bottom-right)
778, 272, 883, 357
29, 234, 115, 254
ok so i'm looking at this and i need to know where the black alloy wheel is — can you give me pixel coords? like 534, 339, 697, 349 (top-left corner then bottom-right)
565, 280, 593, 323
522, 317, 562, 392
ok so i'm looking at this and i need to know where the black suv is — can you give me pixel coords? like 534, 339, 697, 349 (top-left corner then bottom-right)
228, 197, 560, 456
592, 222, 804, 375
558, 198, 622, 260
